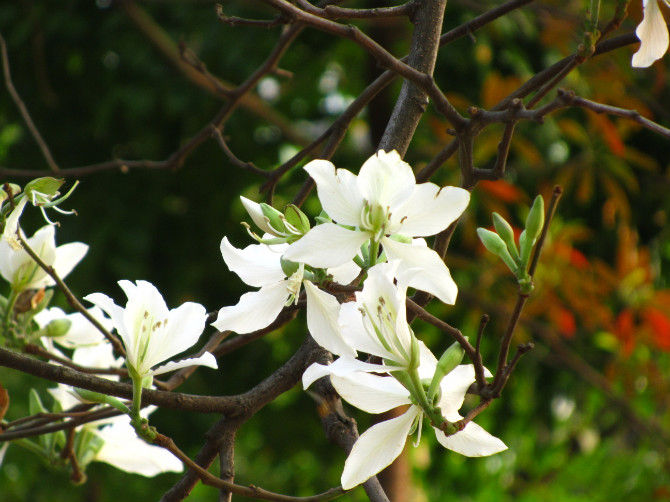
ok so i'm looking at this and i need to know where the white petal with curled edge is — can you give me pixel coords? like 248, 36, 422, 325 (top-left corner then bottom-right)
304, 160, 363, 226
146, 302, 208, 371
94, 420, 183, 476
304, 281, 356, 357
283, 223, 369, 269
212, 280, 289, 334
437, 365, 477, 419
220, 237, 286, 288
302, 357, 394, 389
434, 421, 507, 457
357, 150, 415, 210
341, 406, 420, 490
395, 183, 469, 237
240, 196, 278, 236
47, 241, 88, 286
331, 371, 410, 414
632, 0, 669, 67
1, 197, 27, 247
382, 237, 458, 305
0, 442, 8, 466
152, 351, 218, 375
84, 292, 132, 355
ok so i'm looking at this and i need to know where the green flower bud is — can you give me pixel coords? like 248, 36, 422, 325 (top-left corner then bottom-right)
524, 195, 545, 245
280, 256, 300, 277
518, 229, 532, 270
427, 340, 465, 400
492, 213, 520, 263
477, 228, 518, 274
45, 319, 72, 338
24, 177, 64, 200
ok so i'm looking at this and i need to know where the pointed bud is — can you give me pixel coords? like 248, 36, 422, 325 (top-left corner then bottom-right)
427, 340, 465, 400
525, 195, 545, 245
477, 228, 518, 273
45, 318, 72, 338
492, 213, 520, 263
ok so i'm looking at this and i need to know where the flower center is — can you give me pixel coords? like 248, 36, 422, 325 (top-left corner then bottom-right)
360, 201, 391, 239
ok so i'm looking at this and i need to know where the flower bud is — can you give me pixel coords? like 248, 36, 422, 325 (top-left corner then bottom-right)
45, 318, 72, 338
492, 213, 520, 263
280, 256, 300, 277
284, 204, 311, 234
477, 228, 518, 274
524, 195, 545, 245
427, 340, 465, 400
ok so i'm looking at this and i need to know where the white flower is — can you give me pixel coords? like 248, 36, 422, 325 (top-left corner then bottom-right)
84, 280, 217, 382
305, 349, 507, 489
632, 0, 670, 67
283, 150, 470, 304
93, 415, 183, 476
0, 224, 88, 292
35, 306, 113, 351
212, 237, 358, 357
1, 197, 27, 249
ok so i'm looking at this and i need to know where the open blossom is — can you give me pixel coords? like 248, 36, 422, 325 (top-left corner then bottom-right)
632, 0, 670, 67
212, 237, 358, 357
84, 280, 217, 382
0, 224, 88, 292
304, 347, 507, 489
283, 150, 470, 304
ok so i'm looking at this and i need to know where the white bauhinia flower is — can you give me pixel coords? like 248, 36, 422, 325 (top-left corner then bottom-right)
305, 349, 507, 489
93, 415, 183, 476
211, 237, 358, 357
0, 224, 88, 292
84, 280, 217, 382
283, 150, 470, 304
1, 197, 27, 249
632, 0, 670, 67
35, 306, 113, 351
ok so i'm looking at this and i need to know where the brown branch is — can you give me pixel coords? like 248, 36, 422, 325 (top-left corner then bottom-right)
210, 126, 270, 177
294, 0, 418, 20
0, 32, 59, 173
154, 433, 346, 501
24, 344, 127, 377
215, 4, 289, 28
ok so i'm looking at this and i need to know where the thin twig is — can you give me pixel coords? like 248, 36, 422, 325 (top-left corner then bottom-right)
0, 32, 59, 173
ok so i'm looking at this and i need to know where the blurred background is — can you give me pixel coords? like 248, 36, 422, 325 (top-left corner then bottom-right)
0, 0, 669, 500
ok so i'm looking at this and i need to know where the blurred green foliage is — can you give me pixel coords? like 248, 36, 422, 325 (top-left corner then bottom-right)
1, 0, 669, 501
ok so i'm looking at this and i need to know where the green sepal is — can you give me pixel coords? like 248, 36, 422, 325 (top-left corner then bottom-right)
280, 257, 300, 277
518, 229, 532, 270
45, 319, 72, 339
284, 204, 310, 234
24, 177, 64, 200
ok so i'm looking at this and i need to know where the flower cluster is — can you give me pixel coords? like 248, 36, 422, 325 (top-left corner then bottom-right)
214, 150, 507, 490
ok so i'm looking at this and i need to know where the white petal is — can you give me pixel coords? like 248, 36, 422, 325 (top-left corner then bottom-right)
240, 196, 279, 235
434, 421, 507, 457
1, 197, 27, 245
283, 223, 369, 268
394, 183, 469, 237
145, 302, 207, 370
331, 371, 410, 414
72, 343, 123, 371
48, 242, 88, 286
95, 420, 183, 476
84, 292, 130, 351
357, 150, 415, 209
304, 159, 364, 226
438, 365, 477, 419
211, 281, 289, 334
220, 237, 285, 288
417, 340, 438, 381
341, 407, 419, 490
0, 442, 8, 466
302, 357, 394, 389
632, 0, 669, 68
304, 281, 356, 357
151, 352, 218, 376
382, 237, 458, 305
327, 260, 360, 285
